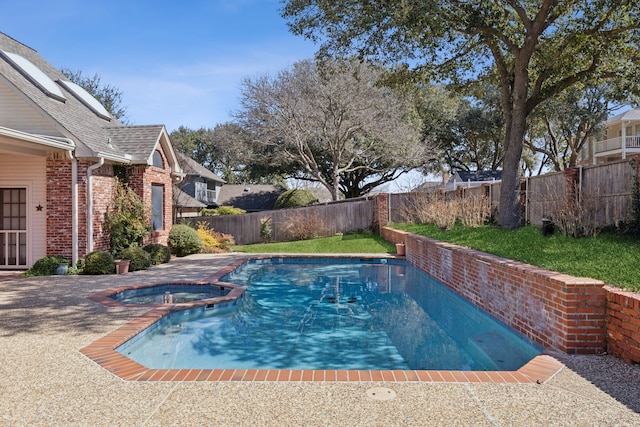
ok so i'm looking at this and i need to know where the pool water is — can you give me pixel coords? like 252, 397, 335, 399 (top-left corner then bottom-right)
117, 258, 541, 370
110, 284, 229, 304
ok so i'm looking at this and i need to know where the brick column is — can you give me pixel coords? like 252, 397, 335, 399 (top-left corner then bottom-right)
372, 193, 390, 231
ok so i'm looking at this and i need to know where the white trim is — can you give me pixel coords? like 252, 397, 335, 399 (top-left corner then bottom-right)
0, 182, 31, 269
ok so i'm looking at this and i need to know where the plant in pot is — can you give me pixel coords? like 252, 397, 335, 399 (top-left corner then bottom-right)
104, 178, 151, 273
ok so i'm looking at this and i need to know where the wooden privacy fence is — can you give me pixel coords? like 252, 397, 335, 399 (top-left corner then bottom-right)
192, 198, 374, 245
388, 157, 638, 228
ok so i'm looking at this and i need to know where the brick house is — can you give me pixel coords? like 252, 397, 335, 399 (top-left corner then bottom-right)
0, 32, 183, 269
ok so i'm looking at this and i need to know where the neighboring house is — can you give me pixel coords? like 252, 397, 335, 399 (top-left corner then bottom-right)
0, 32, 183, 269
587, 109, 640, 164
444, 170, 502, 191
217, 185, 286, 212
174, 151, 225, 209
172, 186, 207, 219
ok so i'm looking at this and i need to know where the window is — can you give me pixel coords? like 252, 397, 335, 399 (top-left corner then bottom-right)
57, 79, 111, 120
152, 151, 164, 168
151, 184, 164, 231
195, 182, 207, 202
0, 50, 66, 102
0, 188, 27, 266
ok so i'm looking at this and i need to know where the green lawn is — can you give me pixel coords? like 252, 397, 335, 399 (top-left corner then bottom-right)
233, 232, 396, 254
391, 223, 640, 291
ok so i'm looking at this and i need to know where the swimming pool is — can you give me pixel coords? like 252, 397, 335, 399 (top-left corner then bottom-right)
116, 257, 541, 371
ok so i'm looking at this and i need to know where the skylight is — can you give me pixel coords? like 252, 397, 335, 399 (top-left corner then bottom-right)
57, 79, 112, 120
0, 50, 66, 102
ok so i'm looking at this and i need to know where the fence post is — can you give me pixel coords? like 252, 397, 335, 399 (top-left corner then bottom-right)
372, 193, 390, 231
564, 166, 580, 213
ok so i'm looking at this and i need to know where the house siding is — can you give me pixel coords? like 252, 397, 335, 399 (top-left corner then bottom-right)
0, 84, 59, 135
0, 153, 47, 266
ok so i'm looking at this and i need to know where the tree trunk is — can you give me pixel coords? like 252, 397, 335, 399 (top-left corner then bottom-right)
498, 73, 528, 228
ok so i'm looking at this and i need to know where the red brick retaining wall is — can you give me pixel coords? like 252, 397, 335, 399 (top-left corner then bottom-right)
381, 227, 608, 355
605, 287, 640, 363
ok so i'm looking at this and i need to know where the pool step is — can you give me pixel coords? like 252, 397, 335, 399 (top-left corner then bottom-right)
467, 330, 528, 371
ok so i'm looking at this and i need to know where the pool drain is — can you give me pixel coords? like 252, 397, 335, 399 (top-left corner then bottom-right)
366, 387, 396, 401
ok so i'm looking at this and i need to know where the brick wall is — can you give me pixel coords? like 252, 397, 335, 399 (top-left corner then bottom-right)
126, 148, 174, 246
46, 154, 73, 259
372, 193, 390, 231
90, 163, 115, 252
606, 286, 640, 363
381, 226, 608, 354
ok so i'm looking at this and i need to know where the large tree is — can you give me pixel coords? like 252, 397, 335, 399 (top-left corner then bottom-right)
283, 0, 640, 227
526, 85, 623, 171
170, 123, 284, 185
60, 68, 129, 123
432, 86, 505, 172
236, 58, 428, 200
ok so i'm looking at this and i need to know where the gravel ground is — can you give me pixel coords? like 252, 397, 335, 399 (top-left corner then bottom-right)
1, 253, 638, 426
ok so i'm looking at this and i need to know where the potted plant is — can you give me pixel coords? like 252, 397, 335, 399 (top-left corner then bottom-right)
104, 178, 151, 273
395, 242, 406, 256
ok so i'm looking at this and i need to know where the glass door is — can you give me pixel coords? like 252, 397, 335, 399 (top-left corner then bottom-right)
0, 188, 27, 268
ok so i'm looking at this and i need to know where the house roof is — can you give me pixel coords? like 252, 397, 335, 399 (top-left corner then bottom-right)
173, 186, 207, 209
217, 184, 285, 212
0, 31, 180, 171
607, 109, 640, 123
175, 151, 225, 183
452, 170, 502, 183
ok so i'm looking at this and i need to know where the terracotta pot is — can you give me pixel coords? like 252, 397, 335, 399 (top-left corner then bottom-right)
395, 243, 406, 256
114, 259, 130, 274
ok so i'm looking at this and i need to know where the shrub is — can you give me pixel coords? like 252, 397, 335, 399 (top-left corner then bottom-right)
104, 179, 151, 255
281, 210, 326, 241
25, 255, 69, 276
260, 217, 272, 242
83, 250, 115, 275
118, 246, 152, 271
143, 244, 171, 265
201, 206, 246, 216
196, 221, 235, 253
168, 224, 203, 256
274, 189, 319, 209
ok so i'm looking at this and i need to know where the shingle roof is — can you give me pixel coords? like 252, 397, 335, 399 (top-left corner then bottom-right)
104, 125, 165, 162
453, 170, 502, 183
217, 184, 285, 211
175, 151, 225, 183
607, 109, 640, 123
0, 32, 171, 163
173, 186, 207, 208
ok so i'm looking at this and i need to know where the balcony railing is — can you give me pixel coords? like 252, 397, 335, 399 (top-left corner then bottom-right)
594, 136, 640, 154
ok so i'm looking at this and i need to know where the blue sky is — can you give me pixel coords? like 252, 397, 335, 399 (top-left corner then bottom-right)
0, 0, 318, 132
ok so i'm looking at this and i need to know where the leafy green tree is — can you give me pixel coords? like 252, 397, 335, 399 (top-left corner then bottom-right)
60, 68, 129, 123
236, 58, 428, 200
170, 123, 285, 185
283, 0, 640, 227
431, 86, 505, 173
526, 85, 623, 171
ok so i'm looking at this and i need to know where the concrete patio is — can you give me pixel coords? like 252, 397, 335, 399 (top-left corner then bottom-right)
1, 253, 639, 426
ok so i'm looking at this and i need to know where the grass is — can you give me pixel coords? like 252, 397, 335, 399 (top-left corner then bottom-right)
233, 232, 396, 254
391, 223, 640, 291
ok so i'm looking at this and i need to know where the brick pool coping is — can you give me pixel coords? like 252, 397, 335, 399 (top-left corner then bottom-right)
82, 256, 564, 383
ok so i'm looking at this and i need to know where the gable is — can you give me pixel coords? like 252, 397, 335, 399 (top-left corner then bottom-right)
0, 78, 60, 136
